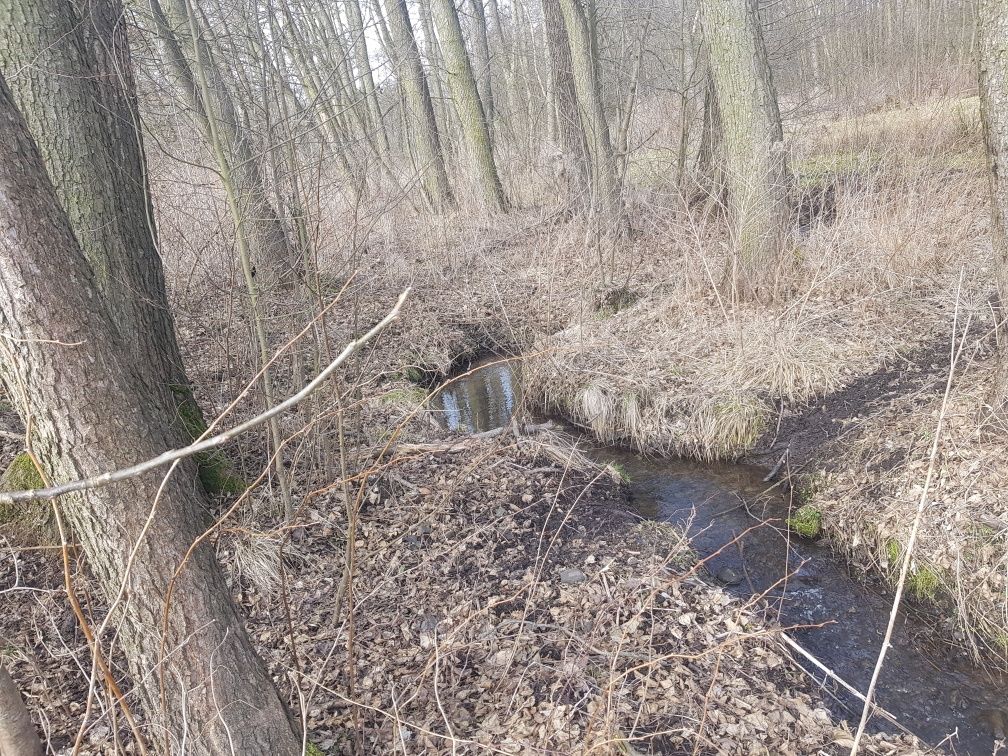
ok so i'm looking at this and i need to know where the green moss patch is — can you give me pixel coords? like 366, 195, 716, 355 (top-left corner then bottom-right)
1, 452, 43, 491
196, 452, 247, 497
0, 453, 55, 542
171, 386, 247, 497
908, 566, 940, 601
786, 505, 822, 539
882, 538, 941, 601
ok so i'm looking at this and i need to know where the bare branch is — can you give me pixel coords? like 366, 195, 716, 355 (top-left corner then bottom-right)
0, 290, 409, 505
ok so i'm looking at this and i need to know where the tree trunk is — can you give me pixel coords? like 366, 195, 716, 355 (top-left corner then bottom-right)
0, 74, 301, 756
0, 0, 240, 496
699, 0, 792, 301
346, 0, 389, 151
381, 0, 456, 209
0, 0, 192, 414
0, 663, 42, 756
980, 0, 1008, 403
542, 0, 590, 203
557, 0, 623, 221
468, 0, 496, 129
693, 60, 727, 207
431, 0, 509, 209
145, 0, 297, 281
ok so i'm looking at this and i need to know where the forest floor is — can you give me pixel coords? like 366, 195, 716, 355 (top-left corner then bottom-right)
3, 414, 922, 754
0, 96, 999, 753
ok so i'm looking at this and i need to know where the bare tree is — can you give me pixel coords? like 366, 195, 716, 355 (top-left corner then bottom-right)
380, 0, 456, 208
0, 72, 301, 755
542, 0, 590, 203
980, 0, 1008, 405
143, 0, 297, 279
468, 0, 497, 129
558, 0, 623, 219
432, 0, 509, 208
346, 0, 389, 151
699, 0, 791, 300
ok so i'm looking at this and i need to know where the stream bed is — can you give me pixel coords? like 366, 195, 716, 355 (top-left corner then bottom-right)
428, 357, 1008, 754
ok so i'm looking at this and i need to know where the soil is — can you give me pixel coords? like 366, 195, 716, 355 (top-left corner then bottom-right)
747, 336, 958, 470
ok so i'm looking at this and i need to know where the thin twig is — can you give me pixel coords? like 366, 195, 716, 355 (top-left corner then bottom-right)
0, 290, 409, 505
779, 633, 913, 738
849, 275, 969, 754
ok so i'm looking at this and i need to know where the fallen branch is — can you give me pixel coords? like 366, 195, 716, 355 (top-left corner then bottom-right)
762, 448, 789, 482
0, 290, 409, 505
779, 633, 914, 739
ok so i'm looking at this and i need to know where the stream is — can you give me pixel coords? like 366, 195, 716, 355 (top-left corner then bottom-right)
428, 357, 1008, 754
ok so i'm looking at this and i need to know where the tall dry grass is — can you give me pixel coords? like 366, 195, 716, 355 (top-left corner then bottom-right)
521, 96, 990, 459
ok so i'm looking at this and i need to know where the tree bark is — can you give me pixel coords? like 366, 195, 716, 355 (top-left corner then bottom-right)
699, 0, 792, 301
0, 74, 301, 756
980, 0, 1008, 402
431, 0, 509, 209
557, 0, 623, 221
0, 663, 42, 756
0, 0, 192, 411
542, 0, 590, 203
0, 0, 242, 496
381, 0, 456, 209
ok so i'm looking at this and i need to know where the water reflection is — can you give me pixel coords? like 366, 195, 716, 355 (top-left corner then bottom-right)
429, 358, 520, 433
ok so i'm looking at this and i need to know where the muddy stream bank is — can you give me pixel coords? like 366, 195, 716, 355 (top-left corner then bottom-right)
427, 357, 1008, 754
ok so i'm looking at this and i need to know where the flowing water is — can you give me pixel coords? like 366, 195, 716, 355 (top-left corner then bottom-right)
429, 357, 1008, 754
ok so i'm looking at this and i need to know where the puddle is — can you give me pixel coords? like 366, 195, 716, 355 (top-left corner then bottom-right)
430, 357, 1008, 753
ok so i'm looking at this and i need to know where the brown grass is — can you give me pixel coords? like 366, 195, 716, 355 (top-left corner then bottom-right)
522, 97, 989, 460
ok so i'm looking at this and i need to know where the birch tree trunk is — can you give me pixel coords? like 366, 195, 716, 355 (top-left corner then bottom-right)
980, 0, 1008, 402
0, 73, 301, 756
432, 0, 509, 209
699, 0, 792, 301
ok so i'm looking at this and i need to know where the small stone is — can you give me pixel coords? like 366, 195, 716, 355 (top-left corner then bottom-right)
559, 568, 587, 584
717, 567, 742, 586
521, 493, 533, 503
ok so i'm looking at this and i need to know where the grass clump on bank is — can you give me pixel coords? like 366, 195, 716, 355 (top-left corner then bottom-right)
522, 100, 985, 462
787, 504, 823, 539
